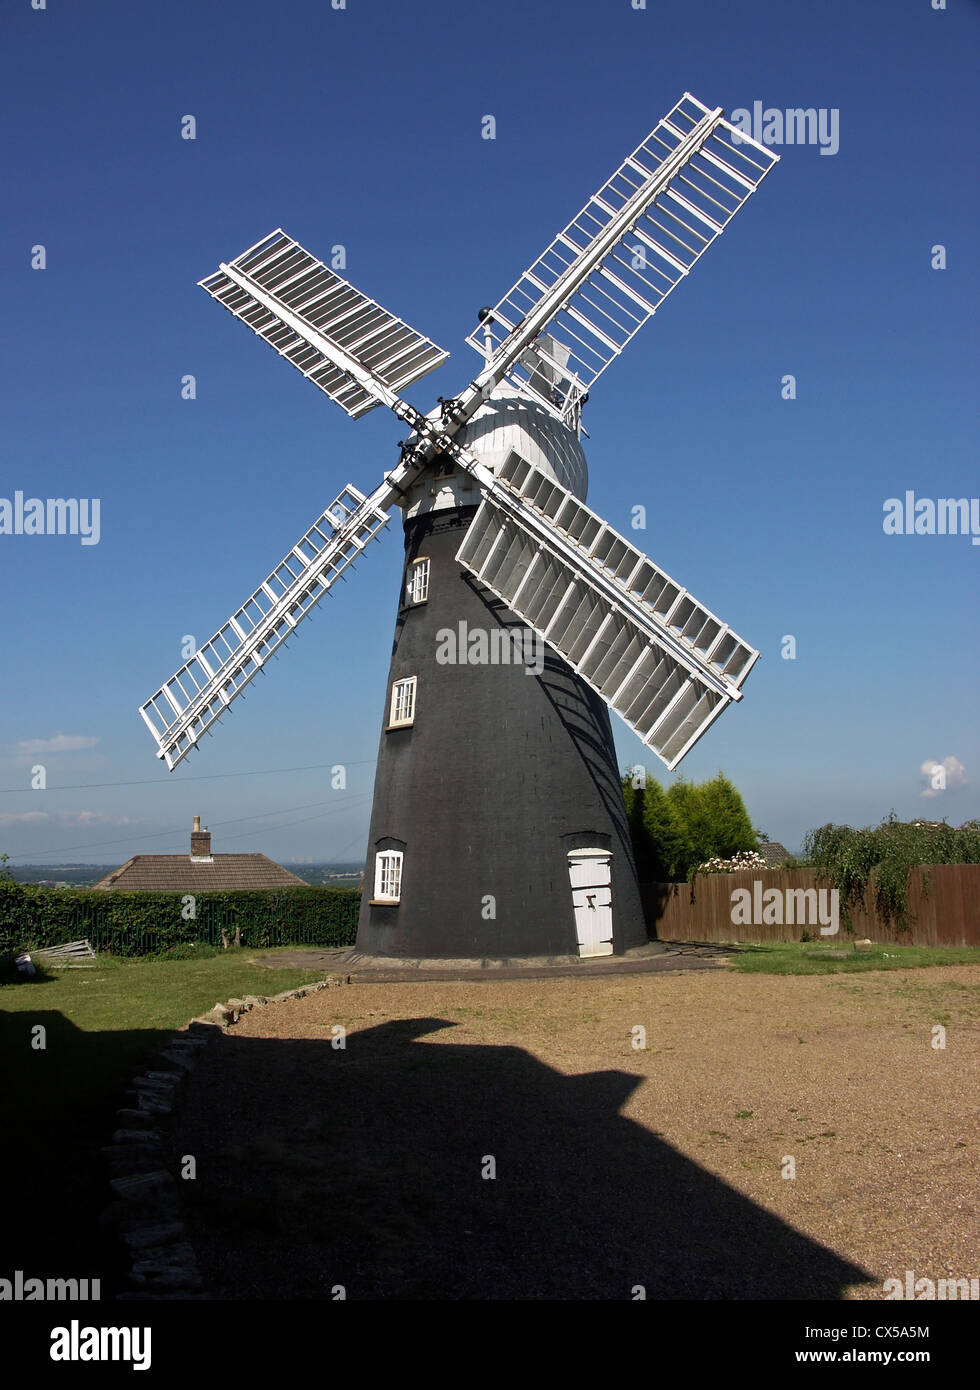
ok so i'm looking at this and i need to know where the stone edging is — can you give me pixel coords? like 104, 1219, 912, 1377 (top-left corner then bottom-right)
191, 976, 348, 1029
102, 975, 348, 1299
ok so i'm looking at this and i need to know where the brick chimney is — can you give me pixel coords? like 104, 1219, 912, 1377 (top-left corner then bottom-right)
190, 815, 212, 860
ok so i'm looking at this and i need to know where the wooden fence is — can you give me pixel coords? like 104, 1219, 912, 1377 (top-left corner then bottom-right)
641, 865, 980, 947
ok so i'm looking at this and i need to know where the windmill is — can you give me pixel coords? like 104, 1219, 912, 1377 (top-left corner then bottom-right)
140, 93, 778, 961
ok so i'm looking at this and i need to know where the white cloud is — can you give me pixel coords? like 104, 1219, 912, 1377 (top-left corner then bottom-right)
66, 811, 134, 826
12, 734, 100, 756
0, 809, 133, 829
920, 756, 968, 798
59, 810, 134, 827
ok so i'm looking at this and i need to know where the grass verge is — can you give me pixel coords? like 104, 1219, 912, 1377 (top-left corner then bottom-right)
0, 947, 330, 1031
728, 941, 978, 975
0, 949, 331, 1290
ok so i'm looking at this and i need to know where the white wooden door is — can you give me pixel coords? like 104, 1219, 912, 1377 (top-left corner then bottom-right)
567, 852, 613, 957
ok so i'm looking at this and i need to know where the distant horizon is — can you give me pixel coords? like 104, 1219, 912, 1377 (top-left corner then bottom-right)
7, 861, 368, 869
10, 814, 980, 875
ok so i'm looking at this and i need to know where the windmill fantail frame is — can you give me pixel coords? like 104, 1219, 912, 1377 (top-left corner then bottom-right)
140, 93, 779, 961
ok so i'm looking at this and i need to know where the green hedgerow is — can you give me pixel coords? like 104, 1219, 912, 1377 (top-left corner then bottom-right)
801, 814, 980, 931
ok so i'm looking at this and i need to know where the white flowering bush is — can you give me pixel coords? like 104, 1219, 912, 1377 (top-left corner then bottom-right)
695, 849, 768, 875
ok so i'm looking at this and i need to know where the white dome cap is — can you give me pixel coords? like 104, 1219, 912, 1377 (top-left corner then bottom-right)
404, 387, 588, 519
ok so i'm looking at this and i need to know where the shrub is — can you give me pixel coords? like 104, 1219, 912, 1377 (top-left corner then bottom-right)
801, 814, 980, 931
0, 880, 359, 957
694, 849, 769, 876
621, 770, 757, 881
623, 775, 692, 880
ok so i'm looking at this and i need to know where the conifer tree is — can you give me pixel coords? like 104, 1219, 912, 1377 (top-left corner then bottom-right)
642, 778, 693, 880
621, 773, 655, 881
699, 772, 757, 860
623, 770, 756, 880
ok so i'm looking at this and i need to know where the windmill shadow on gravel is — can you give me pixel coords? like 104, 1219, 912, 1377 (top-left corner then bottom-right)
175, 1017, 872, 1300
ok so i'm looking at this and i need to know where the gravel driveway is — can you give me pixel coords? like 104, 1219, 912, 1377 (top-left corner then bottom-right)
174, 964, 979, 1300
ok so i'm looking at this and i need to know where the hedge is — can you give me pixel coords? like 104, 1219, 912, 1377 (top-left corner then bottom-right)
0, 880, 360, 957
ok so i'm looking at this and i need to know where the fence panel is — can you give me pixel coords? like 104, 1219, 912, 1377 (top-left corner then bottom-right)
643, 865, 980, 946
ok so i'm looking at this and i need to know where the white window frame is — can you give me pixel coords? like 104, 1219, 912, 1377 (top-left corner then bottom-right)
388, 675, 417, 728
407, 556, 430, 605
374, 849, 403, 903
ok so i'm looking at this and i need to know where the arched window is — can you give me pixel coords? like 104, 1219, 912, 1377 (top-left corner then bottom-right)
374, 850, 403, 903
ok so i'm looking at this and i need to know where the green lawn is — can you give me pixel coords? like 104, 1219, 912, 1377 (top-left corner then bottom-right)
0, 950, 331, 1291
0, 947, 329, 1032
728, 941, 979, 975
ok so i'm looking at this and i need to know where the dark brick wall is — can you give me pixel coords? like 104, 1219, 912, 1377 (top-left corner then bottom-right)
356, 505, 647, 959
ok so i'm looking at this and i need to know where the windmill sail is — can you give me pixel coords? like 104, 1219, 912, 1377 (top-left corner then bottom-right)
465, 93, 778, 420
455, 451, 758, 769
200, 230, 449, 419
139, 484, 392, 769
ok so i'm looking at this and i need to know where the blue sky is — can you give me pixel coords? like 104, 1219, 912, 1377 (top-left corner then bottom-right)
1, 0, 977, 865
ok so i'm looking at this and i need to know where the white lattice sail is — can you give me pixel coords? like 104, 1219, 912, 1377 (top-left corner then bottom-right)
466, 93, 778, 420
139, 486, 391, 769
456, 451, 758, 768
200, 230, 449, 418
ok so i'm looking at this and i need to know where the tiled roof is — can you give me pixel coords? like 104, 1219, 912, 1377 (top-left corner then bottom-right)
758, 841, 796, 867
92, 854, 307, 892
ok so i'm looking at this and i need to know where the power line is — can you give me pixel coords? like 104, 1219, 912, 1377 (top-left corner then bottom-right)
0, 758, 376, 796
203, 797, 373, 850
330, 824, 373, 862
2, 791, 372, 861
141, 796, 373, 856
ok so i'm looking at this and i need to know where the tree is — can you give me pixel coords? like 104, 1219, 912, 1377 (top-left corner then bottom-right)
621, 777, 656, 882
621, 770, 754, 881
641, 779, 693, 880
698, 772, 757, 861
665, 779, 713, 870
